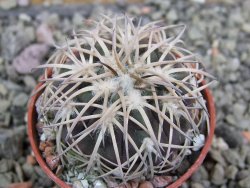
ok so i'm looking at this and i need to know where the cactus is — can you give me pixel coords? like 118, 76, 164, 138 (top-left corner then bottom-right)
35, 15, 214, 185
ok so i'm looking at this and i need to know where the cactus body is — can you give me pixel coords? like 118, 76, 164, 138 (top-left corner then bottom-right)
36, 15, 214, 184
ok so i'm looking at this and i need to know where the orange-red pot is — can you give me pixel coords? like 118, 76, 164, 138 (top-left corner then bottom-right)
28, 79, 215, 188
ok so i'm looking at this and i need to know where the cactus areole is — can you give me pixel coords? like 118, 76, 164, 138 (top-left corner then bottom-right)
28, 15, 216, 188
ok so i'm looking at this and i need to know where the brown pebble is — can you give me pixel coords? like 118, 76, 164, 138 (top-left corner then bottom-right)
26, 155, 36, 165
141, 6, 152, 14
46, 155, 59, 170
44, 146, 53, 157
36, 122, 44, 134
39, 141, 46, 151
151, 176, 173, 187
45, 140, 55, 147
8, 182, 32, 188
139, 181, 154, 188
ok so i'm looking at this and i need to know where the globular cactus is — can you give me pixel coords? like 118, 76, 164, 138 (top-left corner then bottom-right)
35, 15, 214, 185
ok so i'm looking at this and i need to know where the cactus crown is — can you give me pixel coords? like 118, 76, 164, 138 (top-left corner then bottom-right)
36, 15, 214, 184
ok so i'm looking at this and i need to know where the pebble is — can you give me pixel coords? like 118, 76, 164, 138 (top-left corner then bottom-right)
215, 125, 244, 148
211, 163, 226, 185
0, 100, 11, 113
13, 92, 29, 107
0, 159, 14, 173
222, 149, 244, 168
14, 162, 24, 182
36, 24, 54, 45
188, 27, 203, 40
242, 24, 250, 33
209, 150, 226, 166
166, 9, 178, 22
0, 173, 13, 187
17, 0, 30, 7
238, 176, 250, 188
23, 75, 37, 90
93, 179, 107, 188
225, 165, 238, 180
138, 181, 154, 188
45, 13, 60, 29
0, 0, 17, 10
19, 13, 32, 23
0, 83, 8, 96
191, 166, 208, 181
22, 163, 35, 178
236, 170, 250, 181
13, 44, 49, 74
73, 13, 84, 27
1, 25, 35, 61
151, 176, 172, 187
190, 182, 204, 188
0, 126, 26, 159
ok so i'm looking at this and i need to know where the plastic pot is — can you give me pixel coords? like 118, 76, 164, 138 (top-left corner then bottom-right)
28, 76, 215, 188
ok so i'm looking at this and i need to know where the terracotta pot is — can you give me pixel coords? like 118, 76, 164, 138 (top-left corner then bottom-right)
28, 76, 215, 188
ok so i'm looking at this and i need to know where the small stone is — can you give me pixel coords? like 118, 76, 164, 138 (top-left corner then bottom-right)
188, 27, 203, 40
44, 146, 54, 157
26, 155, 36, 165
23, 75, 37, 90
19, 13, 32, 22
212, 137, 229, 150
73, 13, 83, 27
151, 12, 163, 20
225, 165, 238, 180
0, 0, 17, 10
45, 13, 60, 29
242, 24, 250, 34
141, 6, 152, 15
13, 92, 29, 107
1, 25, 35, 61
73, 180, 84, 188
229, 58, 240, 71
93, 179, 107, 188
0, 83, 8, 96
0, 126, 26, 159
211, 163, 226, 185
0, 159, 14, 173
238, 176, 250, 188
36, 24, 54, 45
166, 9, 178, 22
17, 0, 30, 7
139, 181, 154, 188
13, 44, 49, 74
46, 155, 59, 170
22, 163, 34, 178
151, 176, 172, 187
0, 173, 13, 187
224, 40, 236, 52
14, 162, 24, 182
0, 99, 10, 113
80, 179, 89, 188
190, 182, 204, 188
191, 166, 208, 181
215, 125, 244, 148
236, 170, 250, 181
209, 150, 226, 166
222, 149, 244, 168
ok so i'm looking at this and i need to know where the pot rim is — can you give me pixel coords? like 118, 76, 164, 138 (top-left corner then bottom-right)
28, 77, 215, 188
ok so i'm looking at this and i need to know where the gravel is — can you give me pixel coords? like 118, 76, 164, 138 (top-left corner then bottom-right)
0, 0, 250, 187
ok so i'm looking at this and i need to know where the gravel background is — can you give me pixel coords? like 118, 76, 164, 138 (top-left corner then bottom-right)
0, 0, 250, 187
